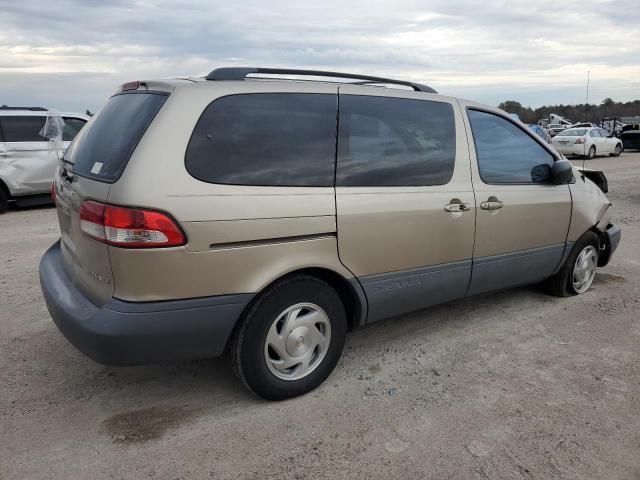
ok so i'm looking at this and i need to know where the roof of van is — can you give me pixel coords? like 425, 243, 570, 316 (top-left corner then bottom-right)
0, 109, 89, 119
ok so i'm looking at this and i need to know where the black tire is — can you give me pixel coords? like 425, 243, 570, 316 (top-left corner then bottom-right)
546, 231, 599, 297
0, 188, 8, 214
231, 275, 347, 400
586, 145, 596, 159
611, 143, 623, 157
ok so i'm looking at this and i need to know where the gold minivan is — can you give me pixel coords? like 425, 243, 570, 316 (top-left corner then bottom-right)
40, 68, 621, 400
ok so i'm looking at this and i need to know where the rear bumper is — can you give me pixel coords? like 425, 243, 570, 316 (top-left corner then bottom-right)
553, 144, 587, 156
39, 241, 252, 365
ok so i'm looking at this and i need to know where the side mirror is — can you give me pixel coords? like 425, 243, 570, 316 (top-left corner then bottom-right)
550, 159, 574, 184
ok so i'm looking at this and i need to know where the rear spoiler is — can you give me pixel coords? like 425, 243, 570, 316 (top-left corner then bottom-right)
576, 167, 608, 193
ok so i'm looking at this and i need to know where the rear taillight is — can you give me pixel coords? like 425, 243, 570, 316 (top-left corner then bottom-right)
575, 137, 585, 144
50, 181, 56, 204
79, 201, 186, 248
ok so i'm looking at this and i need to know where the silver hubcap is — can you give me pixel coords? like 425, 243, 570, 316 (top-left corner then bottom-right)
264, 303, 331, 381
572, 245, 598, 293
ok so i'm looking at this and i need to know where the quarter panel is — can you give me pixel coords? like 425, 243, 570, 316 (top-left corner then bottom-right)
109, 237, 352, 301
104, 82, 343, 302
183, 215, 336, 251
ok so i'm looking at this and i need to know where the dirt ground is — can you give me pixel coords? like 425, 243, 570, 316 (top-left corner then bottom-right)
1, 153, 639, 480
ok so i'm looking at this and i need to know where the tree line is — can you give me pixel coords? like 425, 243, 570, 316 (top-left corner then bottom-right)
497, 99, 640, 124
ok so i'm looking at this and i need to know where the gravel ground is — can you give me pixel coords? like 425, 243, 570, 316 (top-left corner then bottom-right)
1, 152, 639, 480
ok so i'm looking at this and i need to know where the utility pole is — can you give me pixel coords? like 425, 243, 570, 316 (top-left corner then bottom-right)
585, 70, 590, 122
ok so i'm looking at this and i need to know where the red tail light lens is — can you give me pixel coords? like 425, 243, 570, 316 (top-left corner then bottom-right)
79, 201, 186, 248
50, 181, 57, 204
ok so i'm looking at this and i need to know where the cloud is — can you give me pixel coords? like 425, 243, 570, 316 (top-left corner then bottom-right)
0, 0, 638, 111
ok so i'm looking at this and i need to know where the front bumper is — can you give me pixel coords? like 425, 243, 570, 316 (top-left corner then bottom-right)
39, 241, 253, 365
599, 223, 621, 267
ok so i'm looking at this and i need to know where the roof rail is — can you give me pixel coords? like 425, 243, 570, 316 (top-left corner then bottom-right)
205, 67, 437, 93
0, 105, 48, 111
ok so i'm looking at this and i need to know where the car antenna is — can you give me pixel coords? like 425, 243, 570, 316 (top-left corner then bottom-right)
583, 70, 590, 174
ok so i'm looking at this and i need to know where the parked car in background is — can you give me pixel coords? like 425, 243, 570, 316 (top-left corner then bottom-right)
552, 127, 623, 159
0, 106, 88, 212
547, 123, 568, 137
529, 124, 552, 143
39, 68, 620, 400
618, 124, 640, 151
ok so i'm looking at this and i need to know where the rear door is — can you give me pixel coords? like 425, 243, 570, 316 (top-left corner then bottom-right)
0, 115, 54, 195
462, 105, 571, 296
54, 91, 168, 305
335, 87, 475, 323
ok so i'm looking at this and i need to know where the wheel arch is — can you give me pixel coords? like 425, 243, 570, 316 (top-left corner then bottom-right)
239, 267, 367, 333
0, 177, 10, 198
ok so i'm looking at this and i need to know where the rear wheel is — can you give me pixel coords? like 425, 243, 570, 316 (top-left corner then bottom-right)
0, 188, 8, 214
612, 144, 623, 157
231, 275, 347, 400
546, 231, 599, 297
586, 145, 596, 159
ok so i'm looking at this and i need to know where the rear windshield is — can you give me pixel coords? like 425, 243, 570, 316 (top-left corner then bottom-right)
556, 129, 586, 136
65, 92, 167, 182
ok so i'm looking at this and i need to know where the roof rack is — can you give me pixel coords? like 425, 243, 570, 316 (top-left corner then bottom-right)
0, 105, 48, 111
205, 67, 437, 93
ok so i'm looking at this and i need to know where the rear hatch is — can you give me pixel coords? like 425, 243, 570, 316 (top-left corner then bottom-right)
54, 90, 168, 305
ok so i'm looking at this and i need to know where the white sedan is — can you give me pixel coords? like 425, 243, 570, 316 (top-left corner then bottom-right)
552, 127, 623, 159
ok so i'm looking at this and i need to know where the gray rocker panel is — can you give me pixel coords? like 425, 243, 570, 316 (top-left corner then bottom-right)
360, 260, 472, 324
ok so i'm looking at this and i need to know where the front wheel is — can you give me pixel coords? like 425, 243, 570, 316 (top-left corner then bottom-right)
231, 275, 347, 400
0, 189, 8, 214
546, 231, 599, 297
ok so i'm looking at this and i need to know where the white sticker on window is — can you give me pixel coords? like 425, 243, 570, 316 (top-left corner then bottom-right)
91, 162, 103, 174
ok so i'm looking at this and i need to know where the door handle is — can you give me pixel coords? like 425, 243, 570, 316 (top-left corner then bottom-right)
480, 196, 504, 211
444, 199, 471, 213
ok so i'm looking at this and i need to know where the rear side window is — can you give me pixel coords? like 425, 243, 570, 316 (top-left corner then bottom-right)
65, 92, 167, 182
468, 109, 555, 184
185, 94, 337, 186
0, 116, 45, 142
62, 117, 87, 141
336, 96, 456, 186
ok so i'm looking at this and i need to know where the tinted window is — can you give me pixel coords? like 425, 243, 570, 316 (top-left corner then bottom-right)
598, 129, 610, 137
66, 93, 167, 182
337, 96, 455, 186
0, 116, 45, 142
185, 94, 336, 186
468, 109, 555, 184
589, 130, 600, 137
62, 117, 87, 141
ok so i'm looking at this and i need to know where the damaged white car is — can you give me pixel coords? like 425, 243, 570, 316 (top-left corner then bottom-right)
0, 107, 88, 212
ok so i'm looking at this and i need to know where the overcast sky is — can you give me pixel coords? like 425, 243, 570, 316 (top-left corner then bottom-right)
1, 0, 638, 113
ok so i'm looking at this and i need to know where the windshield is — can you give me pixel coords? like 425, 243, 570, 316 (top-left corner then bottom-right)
557, 129, 587, 137
64, 92, 168, 182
